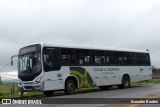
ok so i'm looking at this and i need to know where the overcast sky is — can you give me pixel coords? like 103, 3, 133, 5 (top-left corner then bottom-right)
0, 0, 160, 70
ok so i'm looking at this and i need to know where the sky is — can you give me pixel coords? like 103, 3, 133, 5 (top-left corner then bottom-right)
0, 0, 160, 71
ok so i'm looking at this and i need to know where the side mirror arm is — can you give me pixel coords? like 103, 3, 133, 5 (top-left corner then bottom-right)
11, 55, 18, 66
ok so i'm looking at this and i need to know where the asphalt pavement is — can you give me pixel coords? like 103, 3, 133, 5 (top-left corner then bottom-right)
1, 83, 160, 107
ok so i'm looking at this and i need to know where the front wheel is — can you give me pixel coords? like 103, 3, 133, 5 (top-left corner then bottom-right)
65, 79, 76, 95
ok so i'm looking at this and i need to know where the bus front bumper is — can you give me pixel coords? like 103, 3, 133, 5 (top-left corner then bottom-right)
18, 81, 44, 92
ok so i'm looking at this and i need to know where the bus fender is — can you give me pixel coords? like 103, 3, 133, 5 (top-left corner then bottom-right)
121, 73, 130, 80
64, 75, 79, 89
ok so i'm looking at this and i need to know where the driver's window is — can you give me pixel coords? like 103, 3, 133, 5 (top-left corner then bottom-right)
43, 47, 61, 72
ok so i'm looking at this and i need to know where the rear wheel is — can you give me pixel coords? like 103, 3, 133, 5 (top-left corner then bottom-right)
43, 90, 54, 96
65, 79, 76, 95
118, 75, 130, 89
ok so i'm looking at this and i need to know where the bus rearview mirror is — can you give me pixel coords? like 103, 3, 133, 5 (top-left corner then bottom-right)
11, 60, 13, 66
11, 55, 18, 66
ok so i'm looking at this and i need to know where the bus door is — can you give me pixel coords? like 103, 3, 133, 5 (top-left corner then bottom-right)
43, 47, 63, 90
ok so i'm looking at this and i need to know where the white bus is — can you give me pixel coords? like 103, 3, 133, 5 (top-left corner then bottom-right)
11, 43, 152, 96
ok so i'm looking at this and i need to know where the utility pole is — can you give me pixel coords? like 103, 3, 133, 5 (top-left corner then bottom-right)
0, 75, 1, 84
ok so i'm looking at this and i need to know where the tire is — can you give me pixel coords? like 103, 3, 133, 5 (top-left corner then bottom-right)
65, 79, 76, 95
43, 90, 54, 96
99, 86, 111, 90
118, 75, 130, 89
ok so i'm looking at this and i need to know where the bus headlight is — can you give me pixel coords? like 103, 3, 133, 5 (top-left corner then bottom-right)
35, 77, 43, 84
18, 80, 22, 85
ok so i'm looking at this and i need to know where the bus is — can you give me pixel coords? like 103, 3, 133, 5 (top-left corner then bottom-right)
11, 43, 152, 96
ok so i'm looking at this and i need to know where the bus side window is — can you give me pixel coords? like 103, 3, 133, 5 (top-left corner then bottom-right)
61, 48, 75, 65
52, 51, 61, 69
133, 53, 142, 65
145, 54, 151, 65
43, 48, 61, 72
76, 49, 91, 65
106, 56, 109, 64
79, 59, 83, 64
119, 52, 130, 65
92, 50, 105, 65
107, 51, 119, 65
140, 53, 150, 65
129, 52, 134, 65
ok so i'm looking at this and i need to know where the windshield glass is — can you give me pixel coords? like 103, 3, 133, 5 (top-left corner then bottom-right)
18, 52, 41, 76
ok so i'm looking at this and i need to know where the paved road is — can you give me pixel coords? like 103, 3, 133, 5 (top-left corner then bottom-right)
1, 84, 160, 107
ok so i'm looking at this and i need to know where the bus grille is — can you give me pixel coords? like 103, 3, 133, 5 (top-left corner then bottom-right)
24, 86, 33, 90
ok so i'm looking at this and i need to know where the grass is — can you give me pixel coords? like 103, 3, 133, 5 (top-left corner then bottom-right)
0, 83, 43, 99
131, 79, 160, 85
23, 91, 43, 96
0, 83, 19, 98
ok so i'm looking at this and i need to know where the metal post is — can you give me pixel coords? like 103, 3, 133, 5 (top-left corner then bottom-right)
10, 89, 12, 95
13, 83, 14, 95
0, 76, 1, 84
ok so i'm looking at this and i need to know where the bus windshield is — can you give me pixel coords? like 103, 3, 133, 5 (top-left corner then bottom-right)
18, 44, 41, 81
18, 52, 41, 76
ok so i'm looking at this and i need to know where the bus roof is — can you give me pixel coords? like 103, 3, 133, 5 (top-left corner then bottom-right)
41, 43, 149, 53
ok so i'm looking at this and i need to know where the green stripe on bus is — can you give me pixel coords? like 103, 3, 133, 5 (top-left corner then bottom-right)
70, 67, 96, 88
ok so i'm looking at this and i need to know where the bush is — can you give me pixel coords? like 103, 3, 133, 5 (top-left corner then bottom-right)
0, 91, 3, 96
0, 91, 6, 96
152, 68, 160, 75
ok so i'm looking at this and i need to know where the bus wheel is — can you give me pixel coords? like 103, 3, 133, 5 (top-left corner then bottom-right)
65, 79, 76, 95
118, 75, 130, 88
99, 86, 111, 90
43, 90, 54, 96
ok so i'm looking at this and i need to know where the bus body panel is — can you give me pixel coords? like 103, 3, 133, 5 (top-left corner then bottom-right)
16, 43, 152, 92
43, 67, 69, 90
42, 66, 152, 91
